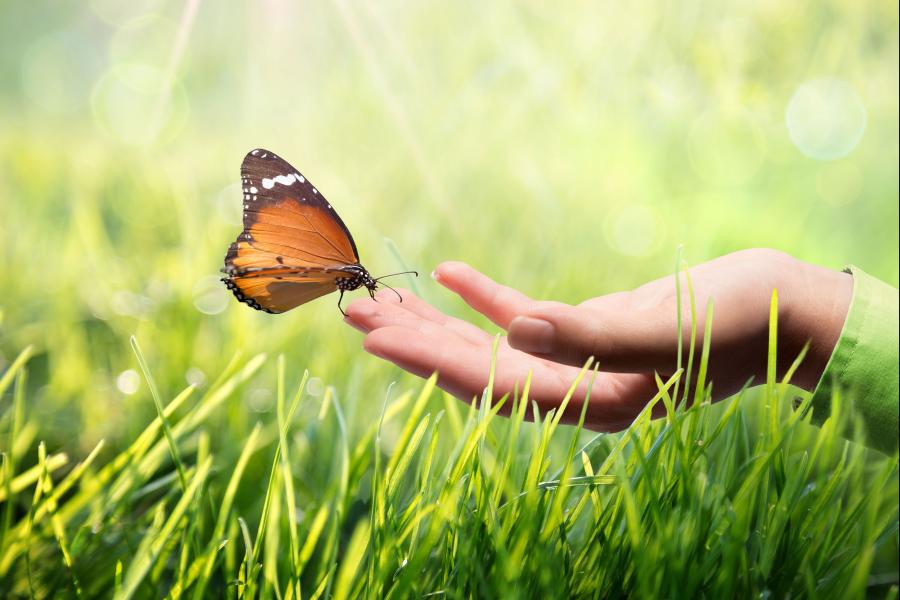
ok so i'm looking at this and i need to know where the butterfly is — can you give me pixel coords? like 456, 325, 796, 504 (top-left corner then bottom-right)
221, 149, 414, 315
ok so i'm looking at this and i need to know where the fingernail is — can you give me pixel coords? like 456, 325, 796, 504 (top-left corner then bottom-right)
509, 316, 555, 354
430, 269, 441, 283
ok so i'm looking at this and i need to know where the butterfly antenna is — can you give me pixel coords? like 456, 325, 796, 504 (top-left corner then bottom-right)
370, 270, 417, 304
374, 280, 404, 303
374, 270, 418, 282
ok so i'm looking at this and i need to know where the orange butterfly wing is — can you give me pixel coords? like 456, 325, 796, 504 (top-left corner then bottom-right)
221, 149, 362, 313
222, 272, 341, 314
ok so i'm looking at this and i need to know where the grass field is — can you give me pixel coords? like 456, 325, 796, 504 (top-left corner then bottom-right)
1, 0, 899, 597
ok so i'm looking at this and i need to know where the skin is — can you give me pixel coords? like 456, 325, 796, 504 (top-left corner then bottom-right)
344, 249, 853, 432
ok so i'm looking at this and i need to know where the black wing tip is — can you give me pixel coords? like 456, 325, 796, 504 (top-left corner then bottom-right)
220, 277, 278, 314
244, 148, 281, 161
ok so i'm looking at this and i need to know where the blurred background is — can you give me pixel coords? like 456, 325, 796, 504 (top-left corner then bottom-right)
0, 0, 897, 452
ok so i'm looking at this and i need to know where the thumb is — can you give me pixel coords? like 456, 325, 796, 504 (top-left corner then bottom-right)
507, 305, 677, 372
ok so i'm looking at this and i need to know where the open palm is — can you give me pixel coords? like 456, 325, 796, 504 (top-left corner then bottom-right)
344, 250, 851, 431
344, 266, 661, 431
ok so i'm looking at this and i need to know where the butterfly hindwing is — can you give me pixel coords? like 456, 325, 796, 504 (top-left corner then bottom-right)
223, 271, 343, 314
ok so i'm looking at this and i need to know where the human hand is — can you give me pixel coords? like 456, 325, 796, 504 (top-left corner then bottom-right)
344, 249, 852, 430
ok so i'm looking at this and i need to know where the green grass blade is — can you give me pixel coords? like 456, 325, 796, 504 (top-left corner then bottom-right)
189, 423, 263, 600
331, 519, 370, 600
116, 456, 213, 600
0, 345, 33, 400
130, 336, 189, 492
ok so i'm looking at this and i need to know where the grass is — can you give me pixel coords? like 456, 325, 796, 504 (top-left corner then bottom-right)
1, 284, 897, 598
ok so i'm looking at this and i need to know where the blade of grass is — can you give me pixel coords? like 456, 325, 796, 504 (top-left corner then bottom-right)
672, 246, 684, 403
766, 289, 780, 438
38, 446, 83, 597
276, 358, 304, 592
680, 261, 698, 406
243, 367, 309, 594
1, 366, 28, 554
131, 336, 189, 492
331, 519, 370, 600
0, 345, 33, 399
116, 456, 213, 600
188, 423, 263, 600
0, 453, 69, 501
23, 442, 49, 599
384, 237, 423, 298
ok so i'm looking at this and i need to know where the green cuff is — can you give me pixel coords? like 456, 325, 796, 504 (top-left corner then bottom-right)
809, 266, 899, 454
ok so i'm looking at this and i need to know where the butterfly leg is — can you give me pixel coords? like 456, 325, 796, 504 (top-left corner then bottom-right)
337, 289, 347, 317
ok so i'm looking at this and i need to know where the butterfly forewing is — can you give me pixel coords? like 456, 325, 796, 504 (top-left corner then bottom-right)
222, 148, 364, 313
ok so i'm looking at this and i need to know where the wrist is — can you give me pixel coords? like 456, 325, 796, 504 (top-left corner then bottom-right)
780, 260, 853, 391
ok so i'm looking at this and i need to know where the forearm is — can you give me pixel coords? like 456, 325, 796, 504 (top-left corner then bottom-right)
781, 259, 854, 392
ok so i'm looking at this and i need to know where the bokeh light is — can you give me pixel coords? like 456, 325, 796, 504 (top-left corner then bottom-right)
307, 377, 325, 397
109, 15, 177, 83
116, 369, 141, 395
111, 290, 154, 319
185, 367, 206, 387
786, 78, 867, 160
247, 388, 274, 412
91, 68, 188, 146
193, 275, 229, 315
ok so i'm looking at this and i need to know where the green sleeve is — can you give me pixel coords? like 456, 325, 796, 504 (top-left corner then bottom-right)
809, 266, 899, 454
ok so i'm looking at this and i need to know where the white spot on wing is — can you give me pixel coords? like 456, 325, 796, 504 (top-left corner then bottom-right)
249, 186, 258, 194
261, 174, 298, 190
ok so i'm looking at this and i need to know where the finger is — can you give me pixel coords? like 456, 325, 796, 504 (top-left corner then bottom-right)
363, 325, 491, 400
363, 327, 575, 405
343, 314, 369, 334
348, 289, 492, 346
346, 295, 474, 347
507, 304, 679, 372
343, 289, 410, 333
373, 287, 494, 345
364, 327, 667, 430
432, 261, 539, 328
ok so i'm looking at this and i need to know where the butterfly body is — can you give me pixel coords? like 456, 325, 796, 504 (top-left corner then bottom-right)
220, 149, 387, 315
334, 265, 378, 294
